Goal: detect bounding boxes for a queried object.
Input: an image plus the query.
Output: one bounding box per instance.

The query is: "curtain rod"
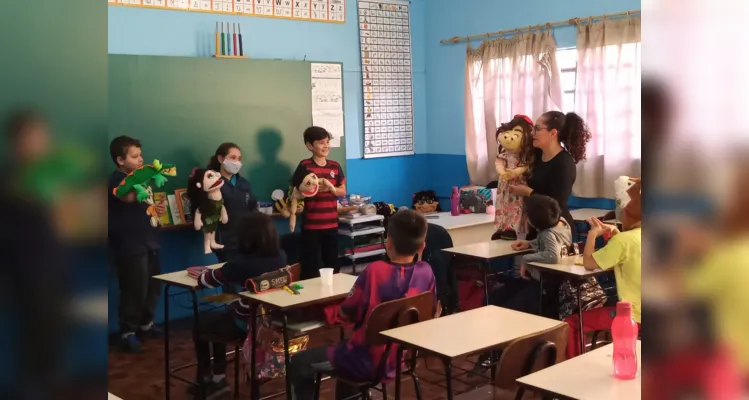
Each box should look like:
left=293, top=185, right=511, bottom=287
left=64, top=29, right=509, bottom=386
left=440, top=9, right=641, bottom=44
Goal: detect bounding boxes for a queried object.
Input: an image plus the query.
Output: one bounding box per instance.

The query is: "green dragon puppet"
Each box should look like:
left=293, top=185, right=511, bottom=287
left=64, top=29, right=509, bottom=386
left=112, top=160, right=177, bottom=202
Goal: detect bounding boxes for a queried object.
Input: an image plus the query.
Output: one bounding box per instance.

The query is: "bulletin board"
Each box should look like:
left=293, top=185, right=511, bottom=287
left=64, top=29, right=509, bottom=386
left=108, top=0, right=346, bottom=23
left=358, top=0, right=414, bottom=158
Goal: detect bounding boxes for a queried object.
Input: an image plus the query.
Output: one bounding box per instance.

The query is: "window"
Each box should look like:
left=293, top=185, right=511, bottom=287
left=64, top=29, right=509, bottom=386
left=557, top=48, right=578, bottom=112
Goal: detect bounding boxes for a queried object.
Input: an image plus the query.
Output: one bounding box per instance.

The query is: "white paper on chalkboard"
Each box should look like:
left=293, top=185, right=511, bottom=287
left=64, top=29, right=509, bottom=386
left=310, top=62, right=345, bottom=148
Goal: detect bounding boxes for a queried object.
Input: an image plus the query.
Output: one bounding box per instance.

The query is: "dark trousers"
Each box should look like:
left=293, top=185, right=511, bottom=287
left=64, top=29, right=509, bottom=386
left=194, top=311, right=247, bottom=380
left=300, top=228, right=339, bottom=279
left=114, top=250, right=162, bottom=334
left=288, top=347, right=359, bottom=400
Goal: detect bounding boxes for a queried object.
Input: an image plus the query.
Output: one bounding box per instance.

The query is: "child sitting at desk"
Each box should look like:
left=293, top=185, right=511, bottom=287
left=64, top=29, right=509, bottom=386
left=287, top=209, right=437, bottom=400
left=191, top=212, right=288, bottom=398
left=491, top=195, right=572, bottom=315
left=570, top=176, right=642, bottom=358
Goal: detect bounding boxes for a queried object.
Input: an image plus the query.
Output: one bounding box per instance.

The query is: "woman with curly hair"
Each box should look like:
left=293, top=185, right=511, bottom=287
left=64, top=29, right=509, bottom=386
left=508, top=111, right=592, bottom=240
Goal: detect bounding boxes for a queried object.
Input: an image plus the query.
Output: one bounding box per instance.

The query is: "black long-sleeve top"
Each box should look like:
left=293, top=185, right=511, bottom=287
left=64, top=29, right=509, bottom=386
left=526, top=149, right=577, bottom=239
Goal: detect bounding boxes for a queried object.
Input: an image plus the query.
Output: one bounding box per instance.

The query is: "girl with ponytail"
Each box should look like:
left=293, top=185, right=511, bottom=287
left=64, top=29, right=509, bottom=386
left=508, top=111, right=592, bottom=240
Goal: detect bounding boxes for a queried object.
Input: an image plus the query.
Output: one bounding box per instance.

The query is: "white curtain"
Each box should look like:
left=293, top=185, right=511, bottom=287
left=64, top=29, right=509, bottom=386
left=464, top=30, right=563, bottom=184
left=573, top=17, right=642, bottom=198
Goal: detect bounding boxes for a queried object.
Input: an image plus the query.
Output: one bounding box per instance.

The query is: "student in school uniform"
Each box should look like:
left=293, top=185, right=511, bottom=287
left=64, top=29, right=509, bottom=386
left=108, top=135, right=167, bottom=353
left=190, top=212, right=288, bottom=399
left=294, top=126, right=346, bottom=279
left=287, top=210, right=437, bottom=400
left=206, top=142, right=258, bottom=263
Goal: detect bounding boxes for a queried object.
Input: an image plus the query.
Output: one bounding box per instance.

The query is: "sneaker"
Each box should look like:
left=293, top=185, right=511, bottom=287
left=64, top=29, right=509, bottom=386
left=138, top=324, right=163, bottom=339
left=120, top=334, right=142, bottom=353
left=188, top=378, right=231, bottom=400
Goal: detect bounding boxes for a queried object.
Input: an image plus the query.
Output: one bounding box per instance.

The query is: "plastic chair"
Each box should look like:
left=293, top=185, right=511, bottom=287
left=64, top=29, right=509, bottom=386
left=312, top=291, right=435, bottom=400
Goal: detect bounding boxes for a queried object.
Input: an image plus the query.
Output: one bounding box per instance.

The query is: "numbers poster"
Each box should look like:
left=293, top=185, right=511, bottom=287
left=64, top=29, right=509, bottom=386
left=109, top=0, right=346, bottom=24
left=358, top=0, right=414, bottom=158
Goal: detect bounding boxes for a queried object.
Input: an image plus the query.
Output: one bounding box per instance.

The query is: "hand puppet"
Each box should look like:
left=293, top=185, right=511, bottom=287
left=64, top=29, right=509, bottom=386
left=113, top=159, right=177, bottom=202
left=412, top=190, right=441, bottom=214
left=187, top=168, right=229, bottom=254
left=283, top=167, right=323, bottom=232
left=272, top=188, right=304, bottom=216
left=614, top=176, right=642, bottom=231
left=494, top=115, right=534, bottom=240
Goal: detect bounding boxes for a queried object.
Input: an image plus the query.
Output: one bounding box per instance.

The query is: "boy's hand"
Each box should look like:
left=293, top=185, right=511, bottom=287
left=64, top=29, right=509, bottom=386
left=511, top=240, right=530, bottom=250
left=320, top=178, right=335, bottom=192
left=587, top=217, right=607, bottom=238
left=155, top=200, right=167, bottom=216
left=520, top=264, right=530, bottom=280
left=587, top=217, right=618, bottom=238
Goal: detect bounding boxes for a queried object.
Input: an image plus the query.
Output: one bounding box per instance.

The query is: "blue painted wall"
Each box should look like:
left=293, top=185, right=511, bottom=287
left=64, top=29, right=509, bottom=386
left=422, top=0, right=638, bottom=207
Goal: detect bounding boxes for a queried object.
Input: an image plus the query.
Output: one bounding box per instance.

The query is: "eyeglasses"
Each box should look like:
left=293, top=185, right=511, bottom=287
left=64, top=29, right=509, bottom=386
left=417, top=199, right=435, bottom=205
left=533, top=125, right=551, bottom=135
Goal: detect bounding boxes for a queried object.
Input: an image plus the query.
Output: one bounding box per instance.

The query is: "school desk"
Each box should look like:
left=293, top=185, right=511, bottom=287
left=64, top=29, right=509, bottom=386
left=380, top=305, right=564, bottom=400
left=516, top=341, right=642, bottom=400
left=570, top=208, right=613, bottom=222
left=152, top=263, right=225, bottom=400
left=443, top=240, right=532, bottom=313
left=528, top=256, right=611, bottom=356
left=238, top=273, right=358, bottom=400
left=427, top=212, right=496, bottom=247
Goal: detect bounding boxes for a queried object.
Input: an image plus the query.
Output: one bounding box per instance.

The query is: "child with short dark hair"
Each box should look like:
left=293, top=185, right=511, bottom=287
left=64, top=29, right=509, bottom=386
left=191, top=212, right=288, bottom=398
left=108, top=135, right=166, bottom=352
left=512, top=195, right=572, bottom=280
left=287, top=210, right=437, bottom=400
left=294, top=126, right=346, bottom=278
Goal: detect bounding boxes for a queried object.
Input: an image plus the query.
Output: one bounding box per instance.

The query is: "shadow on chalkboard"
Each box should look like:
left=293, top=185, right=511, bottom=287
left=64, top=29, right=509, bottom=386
left=248, top=127, right=294, bottom=202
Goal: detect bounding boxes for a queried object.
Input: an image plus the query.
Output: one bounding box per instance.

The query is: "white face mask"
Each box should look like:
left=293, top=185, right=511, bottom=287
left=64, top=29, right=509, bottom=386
left=222, top=159, right=242, bottom=175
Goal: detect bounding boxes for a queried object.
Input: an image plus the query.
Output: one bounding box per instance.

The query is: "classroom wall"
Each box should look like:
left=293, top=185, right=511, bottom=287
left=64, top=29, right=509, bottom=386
left=423, top=0, right=640, bottom=204
left=108, top=1, right=428, bottom=208
left=107, top=1, right=429, bottom=331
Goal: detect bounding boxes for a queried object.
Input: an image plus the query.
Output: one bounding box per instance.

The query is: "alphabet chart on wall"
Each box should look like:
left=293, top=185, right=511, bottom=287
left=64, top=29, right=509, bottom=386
left=108, top=0, right=346, bottom=23
left=358, top=0, right=413, bottom=158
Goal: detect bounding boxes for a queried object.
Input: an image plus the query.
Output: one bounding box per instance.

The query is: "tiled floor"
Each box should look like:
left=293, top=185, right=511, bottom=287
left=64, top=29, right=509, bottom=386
left=108, top=322, right=495, bottom=400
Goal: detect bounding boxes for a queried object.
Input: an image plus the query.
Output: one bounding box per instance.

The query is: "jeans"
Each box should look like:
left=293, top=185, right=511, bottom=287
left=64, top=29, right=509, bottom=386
left=287, top=347, right=360, bottom=400
left=194, top=311, right=247, bottom=380
left=114, top=249, right=162, bottom=334
left=300, top=228, right=339, bottom=279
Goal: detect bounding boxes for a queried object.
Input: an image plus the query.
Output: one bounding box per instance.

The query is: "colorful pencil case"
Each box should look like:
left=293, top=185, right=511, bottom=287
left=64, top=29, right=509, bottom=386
left=245, top=269, right=294, bottom=294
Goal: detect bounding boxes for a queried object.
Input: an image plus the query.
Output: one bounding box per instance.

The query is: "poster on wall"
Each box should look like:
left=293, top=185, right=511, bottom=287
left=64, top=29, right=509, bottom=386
left=357, top=0, right=414, bottom=158
left=108, top=0, right=346, bottom=24
left=311, top=63, right=345, bottom=148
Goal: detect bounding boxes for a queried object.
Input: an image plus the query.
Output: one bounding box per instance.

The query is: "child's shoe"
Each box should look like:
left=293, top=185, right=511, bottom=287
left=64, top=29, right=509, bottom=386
left=138, top=323, right=163, bottom=339
left=120, top=333, right=142, bottom=353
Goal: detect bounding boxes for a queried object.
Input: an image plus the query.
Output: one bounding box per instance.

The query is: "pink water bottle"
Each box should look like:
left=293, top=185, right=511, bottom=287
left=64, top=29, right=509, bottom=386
left=450, top=187, right=460, bottom=216
left=611, top=301, right=638, bottom=380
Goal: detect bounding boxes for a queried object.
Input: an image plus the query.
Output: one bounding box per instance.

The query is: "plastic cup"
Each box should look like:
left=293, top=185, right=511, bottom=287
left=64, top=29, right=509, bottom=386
left=319, top=268, right=334, bottom=286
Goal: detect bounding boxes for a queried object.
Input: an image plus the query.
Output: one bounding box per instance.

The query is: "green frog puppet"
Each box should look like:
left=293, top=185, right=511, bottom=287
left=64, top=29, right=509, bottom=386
left=187, top=168, right=229, bottom=254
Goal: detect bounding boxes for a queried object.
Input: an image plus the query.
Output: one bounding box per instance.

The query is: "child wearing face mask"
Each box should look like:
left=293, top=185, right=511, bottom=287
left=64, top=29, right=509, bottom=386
left=207, top=142, right=258, bottom=263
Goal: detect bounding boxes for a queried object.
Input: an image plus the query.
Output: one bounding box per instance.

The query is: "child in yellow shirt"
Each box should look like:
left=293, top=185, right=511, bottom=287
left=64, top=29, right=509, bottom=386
left=565, top=176, right=642, bottom=358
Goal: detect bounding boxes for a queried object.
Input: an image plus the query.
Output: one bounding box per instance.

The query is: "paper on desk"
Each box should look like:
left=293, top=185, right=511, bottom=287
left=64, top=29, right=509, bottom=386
left=313, top=110, right=344, bottom=147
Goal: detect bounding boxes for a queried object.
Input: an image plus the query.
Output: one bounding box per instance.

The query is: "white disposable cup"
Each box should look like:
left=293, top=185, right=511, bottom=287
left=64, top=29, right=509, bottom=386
left=319, top=268, right=334, bottom=286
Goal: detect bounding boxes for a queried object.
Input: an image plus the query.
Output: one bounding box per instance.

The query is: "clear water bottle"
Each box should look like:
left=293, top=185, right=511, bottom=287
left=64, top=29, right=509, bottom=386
left=611, top=301, right=638, bottom=380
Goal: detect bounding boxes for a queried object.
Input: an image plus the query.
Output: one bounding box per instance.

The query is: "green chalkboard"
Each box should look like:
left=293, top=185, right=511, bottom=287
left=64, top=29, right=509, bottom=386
left=108, top=54, right=346, bottom=201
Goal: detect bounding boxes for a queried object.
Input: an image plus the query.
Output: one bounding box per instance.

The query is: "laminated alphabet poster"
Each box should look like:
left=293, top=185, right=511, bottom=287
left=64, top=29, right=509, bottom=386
left=358, top=0, right=414, bottom=158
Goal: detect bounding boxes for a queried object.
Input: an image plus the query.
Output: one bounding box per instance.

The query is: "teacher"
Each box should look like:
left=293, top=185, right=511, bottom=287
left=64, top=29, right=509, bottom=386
left=207, top=142, right=258, bottom=262
left=509, top=111, right=591, bottom=240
